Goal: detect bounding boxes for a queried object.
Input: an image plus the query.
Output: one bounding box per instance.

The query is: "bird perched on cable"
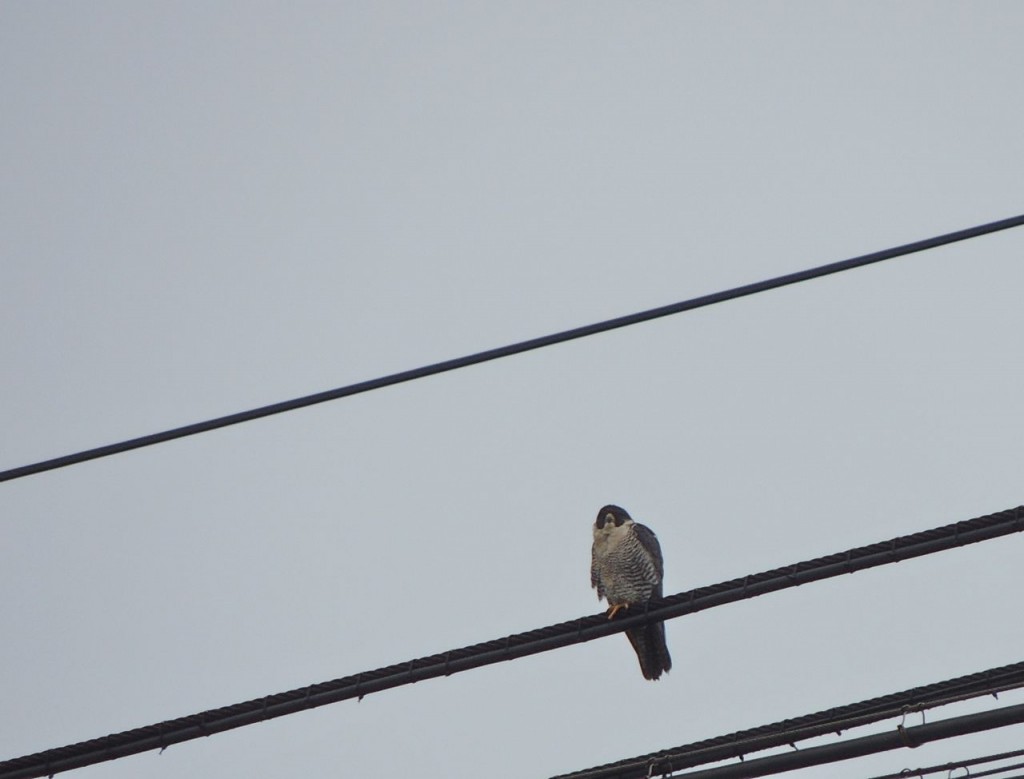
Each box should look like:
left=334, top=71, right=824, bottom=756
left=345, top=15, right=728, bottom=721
left=591, top=504, right=672, bottom=680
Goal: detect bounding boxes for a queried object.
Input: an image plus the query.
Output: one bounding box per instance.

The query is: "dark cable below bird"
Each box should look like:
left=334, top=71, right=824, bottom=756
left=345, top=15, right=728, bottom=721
left=554, top=667, right=1024, bottom=779
left=1, top=504, right=1021, bottom=779
left=865, top=754, right=1024, bottom=779
left=3, top=212, right=1024, bottom=483
left=957, top=763, right=1024, bottom=779
left=649, top=702, right=1024, bottom=779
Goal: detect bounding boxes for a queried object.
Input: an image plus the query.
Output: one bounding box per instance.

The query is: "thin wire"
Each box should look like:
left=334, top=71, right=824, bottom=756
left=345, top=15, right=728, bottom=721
left=969, top=761, right=1024, bottom=779
left=852, top=747, right=1024, bottom=779
left=554, top=667, right=1024, bottom=779
left=588, top=682, right=1024, bottom=779
left=1, top=504, right=1022, bottom=779
left=664, top=702, right=1024, bottom=779
left=4, top=212, right=1024, bottom=483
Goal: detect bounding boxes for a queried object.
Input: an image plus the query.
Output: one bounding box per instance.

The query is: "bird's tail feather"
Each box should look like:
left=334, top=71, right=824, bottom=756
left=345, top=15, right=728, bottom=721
left=626, top=621, right=672, bottom=681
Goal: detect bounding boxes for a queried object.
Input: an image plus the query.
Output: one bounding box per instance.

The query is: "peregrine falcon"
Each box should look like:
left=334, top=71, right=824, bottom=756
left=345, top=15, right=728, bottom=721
left=591, top=504, right=672, bottom=681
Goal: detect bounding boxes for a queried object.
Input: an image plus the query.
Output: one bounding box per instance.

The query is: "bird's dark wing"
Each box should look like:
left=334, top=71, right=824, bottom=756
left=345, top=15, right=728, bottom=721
left=632, top=523, right=664, bottom=581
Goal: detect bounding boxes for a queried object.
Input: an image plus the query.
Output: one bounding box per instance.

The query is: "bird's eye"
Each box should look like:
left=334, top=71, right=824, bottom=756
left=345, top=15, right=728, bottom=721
left=596, top=515, right=606, bottom=529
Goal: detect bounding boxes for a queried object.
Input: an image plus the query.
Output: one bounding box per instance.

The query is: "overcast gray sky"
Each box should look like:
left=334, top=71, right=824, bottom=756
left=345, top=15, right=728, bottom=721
left=2, top=4, right=1023, bottom=779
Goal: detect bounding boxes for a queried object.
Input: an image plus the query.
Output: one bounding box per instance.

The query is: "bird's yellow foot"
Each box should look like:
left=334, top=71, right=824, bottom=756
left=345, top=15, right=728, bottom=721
left=607, top=603, right=629, bottom=619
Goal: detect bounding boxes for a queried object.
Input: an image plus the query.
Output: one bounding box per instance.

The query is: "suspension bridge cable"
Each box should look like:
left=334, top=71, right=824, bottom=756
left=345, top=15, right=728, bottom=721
left=666, top=702, right=1024, bottom=779
left=1, top=504, right=1021, bottom=779
left=3, top=212, right=1024, bottom=484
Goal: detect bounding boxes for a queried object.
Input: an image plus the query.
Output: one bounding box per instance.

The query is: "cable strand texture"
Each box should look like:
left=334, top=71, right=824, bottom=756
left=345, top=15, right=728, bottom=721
left=1, top=505, right=1022, bottom=779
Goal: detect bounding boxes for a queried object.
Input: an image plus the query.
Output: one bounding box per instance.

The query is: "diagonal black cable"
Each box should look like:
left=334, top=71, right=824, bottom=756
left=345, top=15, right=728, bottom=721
left=866, top=751, right=1024, bottom=779
left=3, top=212, right=1024, bottom=483
left=969, top=764, right=1024, bottom=779
left=664, top=702, right=1024, bottom=779
left=553, top=664, right=1024, bottom=779
left=1, top=504, right=1021, bottom=779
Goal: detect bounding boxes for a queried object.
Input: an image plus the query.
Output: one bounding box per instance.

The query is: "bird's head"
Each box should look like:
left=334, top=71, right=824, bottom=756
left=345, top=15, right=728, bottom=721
left=594, top=504, right=633, bottom=536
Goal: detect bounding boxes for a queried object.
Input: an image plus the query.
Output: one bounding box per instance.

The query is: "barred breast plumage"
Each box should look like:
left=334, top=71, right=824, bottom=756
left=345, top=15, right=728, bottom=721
left=591, top=504, right=672, bottom=681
